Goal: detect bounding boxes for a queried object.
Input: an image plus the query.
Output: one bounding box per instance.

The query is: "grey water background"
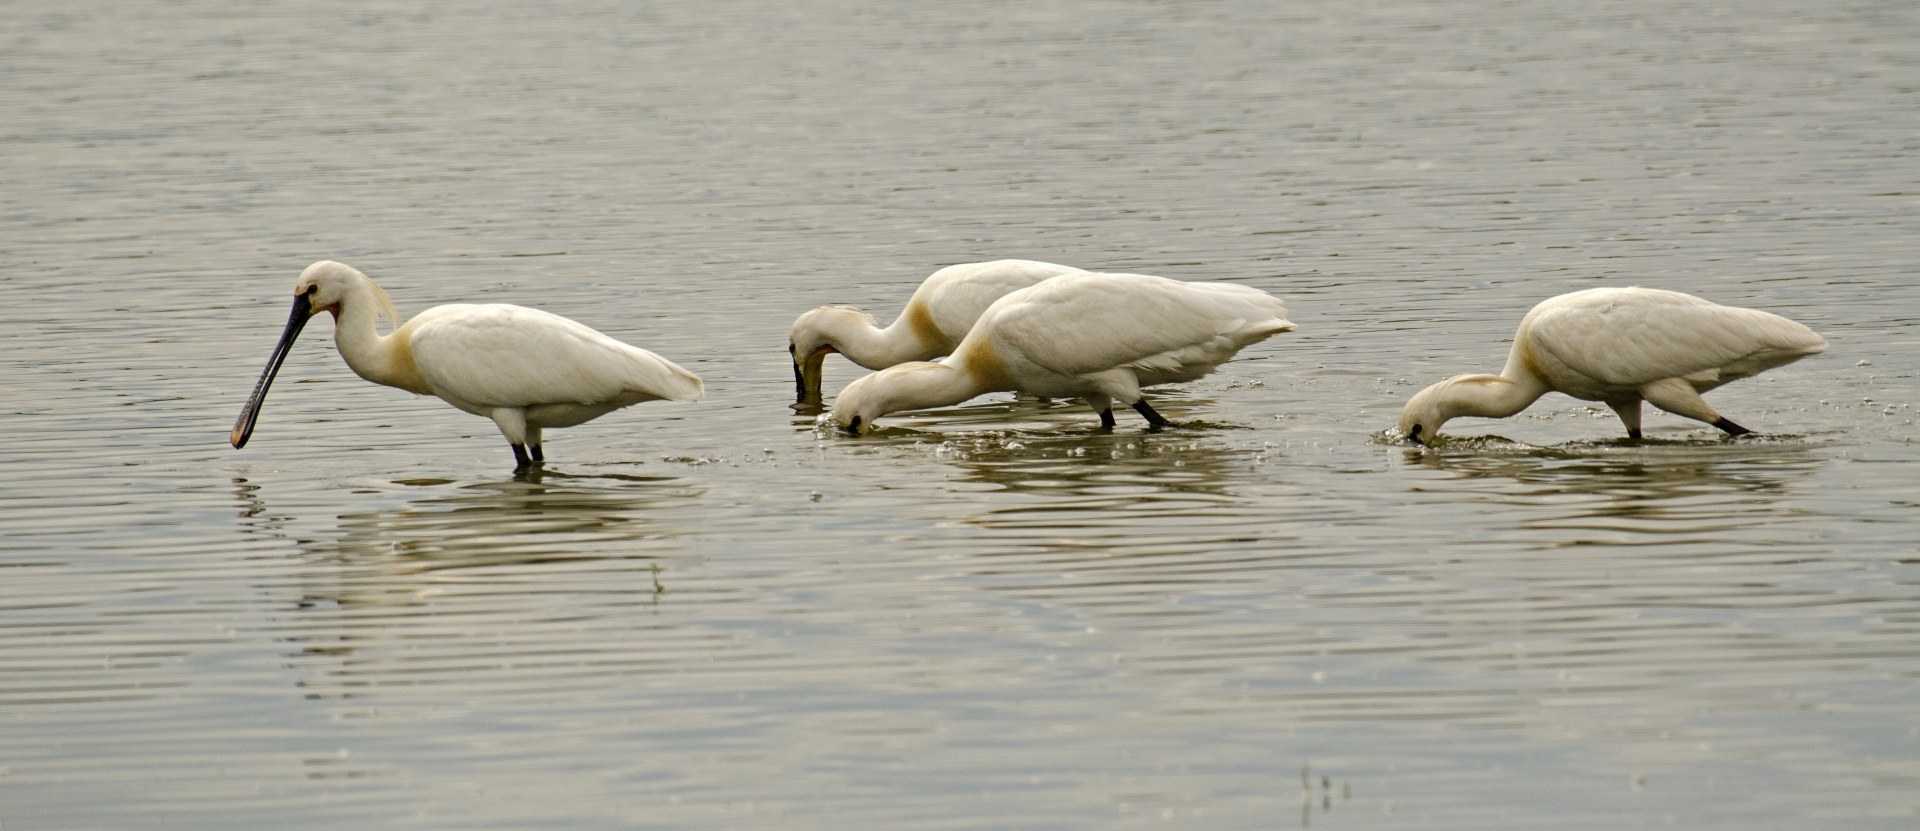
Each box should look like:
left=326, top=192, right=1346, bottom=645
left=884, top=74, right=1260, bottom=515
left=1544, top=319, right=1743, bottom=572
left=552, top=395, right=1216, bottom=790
left=4, top=0, right=1919, bottom=827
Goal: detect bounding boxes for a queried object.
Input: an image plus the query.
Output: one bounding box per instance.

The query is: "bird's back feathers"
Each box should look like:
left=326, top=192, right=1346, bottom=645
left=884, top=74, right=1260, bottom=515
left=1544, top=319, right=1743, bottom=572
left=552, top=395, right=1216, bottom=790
left=406, top=304, right=703, bottom=409
left=1523, top=287, right=1826, bottom=388
left=911, top=259, right=1087, bottom=342
left=977, top=272, right=1293, bottom=380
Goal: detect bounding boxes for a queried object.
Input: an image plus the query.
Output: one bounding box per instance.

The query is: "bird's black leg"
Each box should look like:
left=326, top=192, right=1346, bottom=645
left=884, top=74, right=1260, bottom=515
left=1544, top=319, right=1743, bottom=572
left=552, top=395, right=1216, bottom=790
left=529, top=445, right=544, bottom=463
left=1132, top=399, right=1175, bottom=429
left=510, top=443, right=532, bottom=471
left=1711, top=417, right=1752, bottom=437
left=1098, top=408, right=1117, bottom=430
left=1606, top=400, right=1643, bottom=441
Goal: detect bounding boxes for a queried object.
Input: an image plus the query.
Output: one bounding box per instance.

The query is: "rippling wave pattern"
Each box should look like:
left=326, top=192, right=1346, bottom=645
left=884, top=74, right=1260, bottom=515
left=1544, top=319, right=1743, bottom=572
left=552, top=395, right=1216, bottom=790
left=4, top=0, right=1919, bottom=828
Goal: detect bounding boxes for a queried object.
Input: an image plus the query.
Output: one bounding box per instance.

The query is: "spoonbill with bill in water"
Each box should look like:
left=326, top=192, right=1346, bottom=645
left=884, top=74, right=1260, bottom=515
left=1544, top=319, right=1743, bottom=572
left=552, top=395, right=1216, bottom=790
left=829, top=271, right=1293, bottom=434
left=789, top=259, right=1085, bottom=404
left=1397, top=286, right=1826, bottom=445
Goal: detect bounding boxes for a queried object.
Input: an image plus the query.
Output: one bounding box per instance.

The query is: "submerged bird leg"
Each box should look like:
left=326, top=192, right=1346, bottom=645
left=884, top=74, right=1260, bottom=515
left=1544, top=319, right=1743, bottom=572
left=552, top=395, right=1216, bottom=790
left=491, top=407, right=536, bottom=469
left=1711, top=417, right=1753, bottom=437
left=1605, top=399, right=1644, bottom=440
left=1641, top=377, right=1737, bottom=436
left=1132, top=399, right=1174, bottom=429
left=1081, top=393, right=1116, bottom=429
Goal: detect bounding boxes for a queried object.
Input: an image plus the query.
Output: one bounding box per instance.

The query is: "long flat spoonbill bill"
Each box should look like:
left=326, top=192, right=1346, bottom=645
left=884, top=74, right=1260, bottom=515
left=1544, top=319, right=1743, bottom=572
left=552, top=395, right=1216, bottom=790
left=1398, top=287, right=1826, bottom=445
left=231, top=261, right=703, bottom=471
left=830, top=272, right=1293, bottom=434
left=789, top=259, right=1086, bottom=403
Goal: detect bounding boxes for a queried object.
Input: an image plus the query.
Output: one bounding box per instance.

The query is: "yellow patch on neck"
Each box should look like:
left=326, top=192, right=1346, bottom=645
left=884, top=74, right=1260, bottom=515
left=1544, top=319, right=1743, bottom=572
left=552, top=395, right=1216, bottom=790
left=901, top=301, right=948, bottom=353
left=381, top=327, right=433, bottom=395
left=1511, top=335, right=1548, bottom=382
left=958, top=338, right=1015, bottom=391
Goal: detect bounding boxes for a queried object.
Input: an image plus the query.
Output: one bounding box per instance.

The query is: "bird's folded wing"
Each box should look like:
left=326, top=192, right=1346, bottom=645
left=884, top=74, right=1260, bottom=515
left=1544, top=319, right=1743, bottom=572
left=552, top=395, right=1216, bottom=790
left=917, top=260, right=1086, bottom=338
left=408, top=305, right=702, bottom=407
left=985, top=274, right=1292, bottom=378
left=1528, top=292, right=1826, bottom=387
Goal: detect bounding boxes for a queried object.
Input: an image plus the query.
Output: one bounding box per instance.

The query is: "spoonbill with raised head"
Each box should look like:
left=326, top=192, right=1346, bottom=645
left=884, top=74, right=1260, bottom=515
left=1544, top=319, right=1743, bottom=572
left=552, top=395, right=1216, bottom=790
left=1398, top=286, right=1826, bottom=445
left=830, top=271, right=1293, bottom=434
left=789, top=259, right=1085, bottom=403
left=231, top=261, right=703, bottom=471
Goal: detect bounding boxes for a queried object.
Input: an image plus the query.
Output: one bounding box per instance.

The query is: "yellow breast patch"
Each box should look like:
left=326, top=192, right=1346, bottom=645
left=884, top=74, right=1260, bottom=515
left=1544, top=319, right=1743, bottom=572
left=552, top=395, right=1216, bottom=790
left=958, top=338, right=1016, bottom=391
left=902, top=301, right=948, bottom=353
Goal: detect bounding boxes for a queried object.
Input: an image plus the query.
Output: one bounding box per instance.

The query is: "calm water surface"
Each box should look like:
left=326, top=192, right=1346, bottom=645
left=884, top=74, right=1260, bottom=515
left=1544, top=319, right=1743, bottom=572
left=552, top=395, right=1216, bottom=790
left=4, top=0, right=1918, bottom=828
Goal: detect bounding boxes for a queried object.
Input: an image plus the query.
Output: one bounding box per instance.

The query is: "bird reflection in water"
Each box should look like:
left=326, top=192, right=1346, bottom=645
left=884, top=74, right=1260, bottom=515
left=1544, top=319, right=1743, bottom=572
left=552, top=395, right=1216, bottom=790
left=1401, top=439, right=1826, bottom=541
left=831, top=391, right=1266, bottom=498
left=343, top=474, right=693, bottom=566
left=858, top=397, right=1318, bottom=593
left=231, top=473, right=703, bottom=703
left=946, top=429, right=1257, bottom=499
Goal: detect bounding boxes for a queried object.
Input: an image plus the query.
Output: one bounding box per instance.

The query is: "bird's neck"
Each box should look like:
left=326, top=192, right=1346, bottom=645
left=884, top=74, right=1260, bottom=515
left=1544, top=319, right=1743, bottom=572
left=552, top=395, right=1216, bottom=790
left=826, top=310, right=942, bottom=369
left=1450, top=373, right=1548, bottom=420
left=331, top=284, right=430, bottom=395
left=876, top=362, right=985, bottom=413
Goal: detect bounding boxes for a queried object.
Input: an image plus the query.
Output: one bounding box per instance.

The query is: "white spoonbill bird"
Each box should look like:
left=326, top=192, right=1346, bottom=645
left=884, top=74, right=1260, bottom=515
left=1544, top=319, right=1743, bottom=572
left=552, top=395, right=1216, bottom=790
left=789, top=259, right=1086, bottom=402
left=830, top=272, right=1293, bottom=434
left=231, top=261, right=703, bottom=471
left=1398, top=287, right=1826, bottom=445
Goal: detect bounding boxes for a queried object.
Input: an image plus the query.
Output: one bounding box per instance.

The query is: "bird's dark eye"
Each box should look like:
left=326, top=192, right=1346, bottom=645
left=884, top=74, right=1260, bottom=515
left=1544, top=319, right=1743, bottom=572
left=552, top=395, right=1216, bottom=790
left=1408, top=424, right=1423, bottom=438
left=850, top=416, right=862, bottom=429
left=788, top=343, right=796, bottom=355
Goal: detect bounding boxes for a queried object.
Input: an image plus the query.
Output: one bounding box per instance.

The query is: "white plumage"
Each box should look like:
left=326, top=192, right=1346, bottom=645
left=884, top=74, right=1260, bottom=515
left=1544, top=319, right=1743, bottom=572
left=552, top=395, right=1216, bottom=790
left=830, top=272, right=1294, bottom=434
left=788, top=259, right=1085, bottom=401
left=1398, top=287, right=1827, bottom=444
left=232, top=261, right=702, bottom=470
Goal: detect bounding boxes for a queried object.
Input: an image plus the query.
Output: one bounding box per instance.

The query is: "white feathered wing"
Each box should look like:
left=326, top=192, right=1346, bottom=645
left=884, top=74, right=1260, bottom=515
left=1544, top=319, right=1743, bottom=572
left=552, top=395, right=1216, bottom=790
left=405, top=304, right=702, bottom=424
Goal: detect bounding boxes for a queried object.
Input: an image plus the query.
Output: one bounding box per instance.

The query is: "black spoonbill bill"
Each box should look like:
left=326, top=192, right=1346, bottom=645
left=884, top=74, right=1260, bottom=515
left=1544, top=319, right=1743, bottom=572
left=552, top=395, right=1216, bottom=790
left=829, top=271, right=1293, bottom=434
left=231, top=260, right=703, bottom=471
left=1398, top=287, right=1827, bottom=445
left=789, top=259, right=1086, bottom=403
